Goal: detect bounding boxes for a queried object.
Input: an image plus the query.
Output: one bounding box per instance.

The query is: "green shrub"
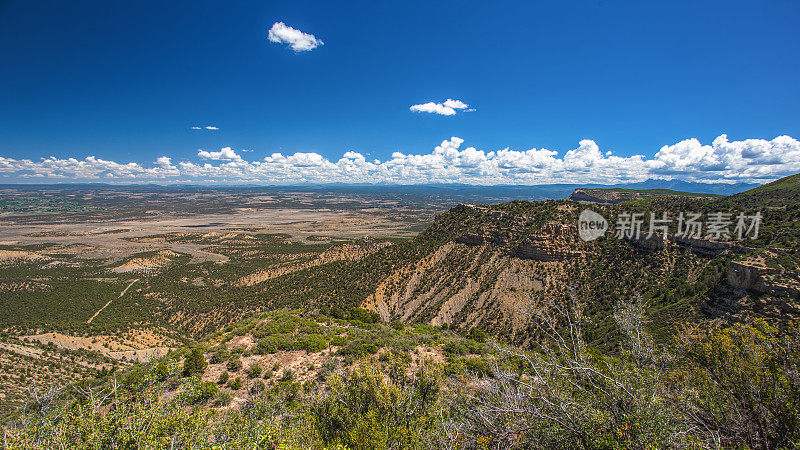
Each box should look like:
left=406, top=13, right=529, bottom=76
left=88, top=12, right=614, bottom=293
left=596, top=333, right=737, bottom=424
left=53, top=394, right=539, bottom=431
left=311, top=362, right=440, bottom=448
left=298, top=319, right=323, bottom=335
left=208, top=347, right=229, bottom=364
left=337, top=340, right=379, bottom=357
left=678, top=321, right=800, bottom=448
left=228, top=377, right=242, bottom=390
left=262, top=320, right=296, bottom=335
left=181, top=379, right=218, bottom=404
left=230, top=346, right=244, bottom=355
left=248, top=364, right=262, bottom=378
left=215, top=390, right=233, bottom=406
left=250, top=380, right=265, bottom=395
left=256, top=334, right=297, bottom=354
left=348, top=307, right=379, bottom=324
left=255, top=339, right=274, bottom=355
left=152, top=359, right=172, bottom=381
left=462, top=357, right=490, bottom=375
left=300, top=334, right=328, bottom=353
left=442, top=340, right=467, bottom=356
left=467, top=327, right=487, bottom=343
left=226, top=357, right=242, bottom=372
left=182, top=348, right=207, bottom=377
left=329, top=335, right=347, bottom=347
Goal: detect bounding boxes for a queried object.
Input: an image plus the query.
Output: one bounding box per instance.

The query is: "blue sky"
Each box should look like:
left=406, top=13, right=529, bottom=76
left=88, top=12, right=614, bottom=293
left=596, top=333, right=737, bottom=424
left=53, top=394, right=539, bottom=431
left=0, top=0, right=798, bottom=184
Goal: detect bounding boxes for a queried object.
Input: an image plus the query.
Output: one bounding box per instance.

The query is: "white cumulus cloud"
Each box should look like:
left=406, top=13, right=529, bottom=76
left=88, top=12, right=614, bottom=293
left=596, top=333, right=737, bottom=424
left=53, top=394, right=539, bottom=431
left=197, top=147, right=242, bottom=161
left=268, top=22, right=323, bottom=52
left=443, top=99, right=469, bottom=110
left=410, top=99, right=471, bottom=116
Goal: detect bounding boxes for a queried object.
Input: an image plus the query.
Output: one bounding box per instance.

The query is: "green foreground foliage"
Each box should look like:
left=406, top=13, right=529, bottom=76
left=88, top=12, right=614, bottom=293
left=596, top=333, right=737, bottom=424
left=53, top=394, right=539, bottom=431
left=4, top=298, right=800, bottom=450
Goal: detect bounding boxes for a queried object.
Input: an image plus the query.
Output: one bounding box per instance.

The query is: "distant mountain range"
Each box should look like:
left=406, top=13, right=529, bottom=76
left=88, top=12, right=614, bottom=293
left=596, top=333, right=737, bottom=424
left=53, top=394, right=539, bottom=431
left=0, top=179, right=759, bottom=202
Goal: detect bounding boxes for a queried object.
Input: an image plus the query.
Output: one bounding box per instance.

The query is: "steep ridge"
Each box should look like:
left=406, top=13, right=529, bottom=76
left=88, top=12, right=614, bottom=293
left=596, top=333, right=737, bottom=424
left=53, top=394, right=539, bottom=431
left=360, top=180, right=800, bottom=348
left=362, top=203, right=588, bottom=340
left=568, top=187, right=721, bottom=204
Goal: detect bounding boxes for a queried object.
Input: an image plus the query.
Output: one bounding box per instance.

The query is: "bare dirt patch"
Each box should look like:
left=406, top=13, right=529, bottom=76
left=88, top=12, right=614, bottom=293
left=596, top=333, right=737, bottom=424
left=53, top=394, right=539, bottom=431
left=112, top=250, right=180, bottom=274
left=24, top=329, right=177, bottom=363
left=237, top=241, right=391, bottom=286
left=0, top=250, right=48, bottom=264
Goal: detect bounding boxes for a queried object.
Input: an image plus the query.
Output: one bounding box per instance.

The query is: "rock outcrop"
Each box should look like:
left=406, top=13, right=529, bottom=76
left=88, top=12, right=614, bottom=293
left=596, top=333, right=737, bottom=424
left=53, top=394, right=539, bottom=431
left=625, top=233, right=750, bottom=256
left=673, top=236, right=749, bottom=256
left=512, top=241, right=581, bottom=261
left=728, top=261, right=800, bottom=299
left=567, top=188, right=719, bottom=204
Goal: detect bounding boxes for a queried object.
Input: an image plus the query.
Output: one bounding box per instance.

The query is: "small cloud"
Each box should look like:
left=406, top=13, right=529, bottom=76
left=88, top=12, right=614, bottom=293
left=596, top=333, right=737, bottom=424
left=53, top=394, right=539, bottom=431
left=410, top=102, right=456, bottom=116
left=191, top=126, right=218, bottom=130
left=443, top=99, right=469, bottom=110
left=191, top=126, right=202, bottom=130
left=410, top=99, right=472, bottom=116
left=197, top=147, right=242, bottom=161
left=268, top=22, right=323, bottom=52
left=205, top=126, right=219, bottom=130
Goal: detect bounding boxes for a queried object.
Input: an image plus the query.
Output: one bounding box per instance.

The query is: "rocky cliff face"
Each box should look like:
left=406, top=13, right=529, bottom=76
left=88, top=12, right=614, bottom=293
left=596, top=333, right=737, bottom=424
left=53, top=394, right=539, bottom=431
left=453, top=204, right=585, bottom=262
left=626, top=234, right=750, bottom=256
left=568, top=189, right=620, bottom=204
left=361, top=205, right=583, bottom=337
left=728, top=260, right=800, bottom=299
left=624, top=234, right=800, bottom=320
left=700, top=260, right=800, bottom=322
left=360, top=204, right=598, bottom=344
left=513, top=227, right=582, bottom=261
left=455, top=223, right=583, bottom=262
left=361, top=240, right=566, bottom=337
left=362, top=201, right=798, bottom=344
left=727, top=261, right=779, bottom=292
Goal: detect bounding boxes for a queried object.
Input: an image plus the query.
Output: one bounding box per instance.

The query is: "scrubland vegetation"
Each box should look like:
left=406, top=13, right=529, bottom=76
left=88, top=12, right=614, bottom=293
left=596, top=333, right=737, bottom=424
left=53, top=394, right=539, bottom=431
left=4, top=297, right=799, bottom=449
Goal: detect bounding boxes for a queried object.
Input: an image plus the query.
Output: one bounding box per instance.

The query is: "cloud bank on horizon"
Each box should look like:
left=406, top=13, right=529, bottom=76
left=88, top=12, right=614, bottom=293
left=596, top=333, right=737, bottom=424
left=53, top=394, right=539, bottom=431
left=1, top=135, right=798, bottom=185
